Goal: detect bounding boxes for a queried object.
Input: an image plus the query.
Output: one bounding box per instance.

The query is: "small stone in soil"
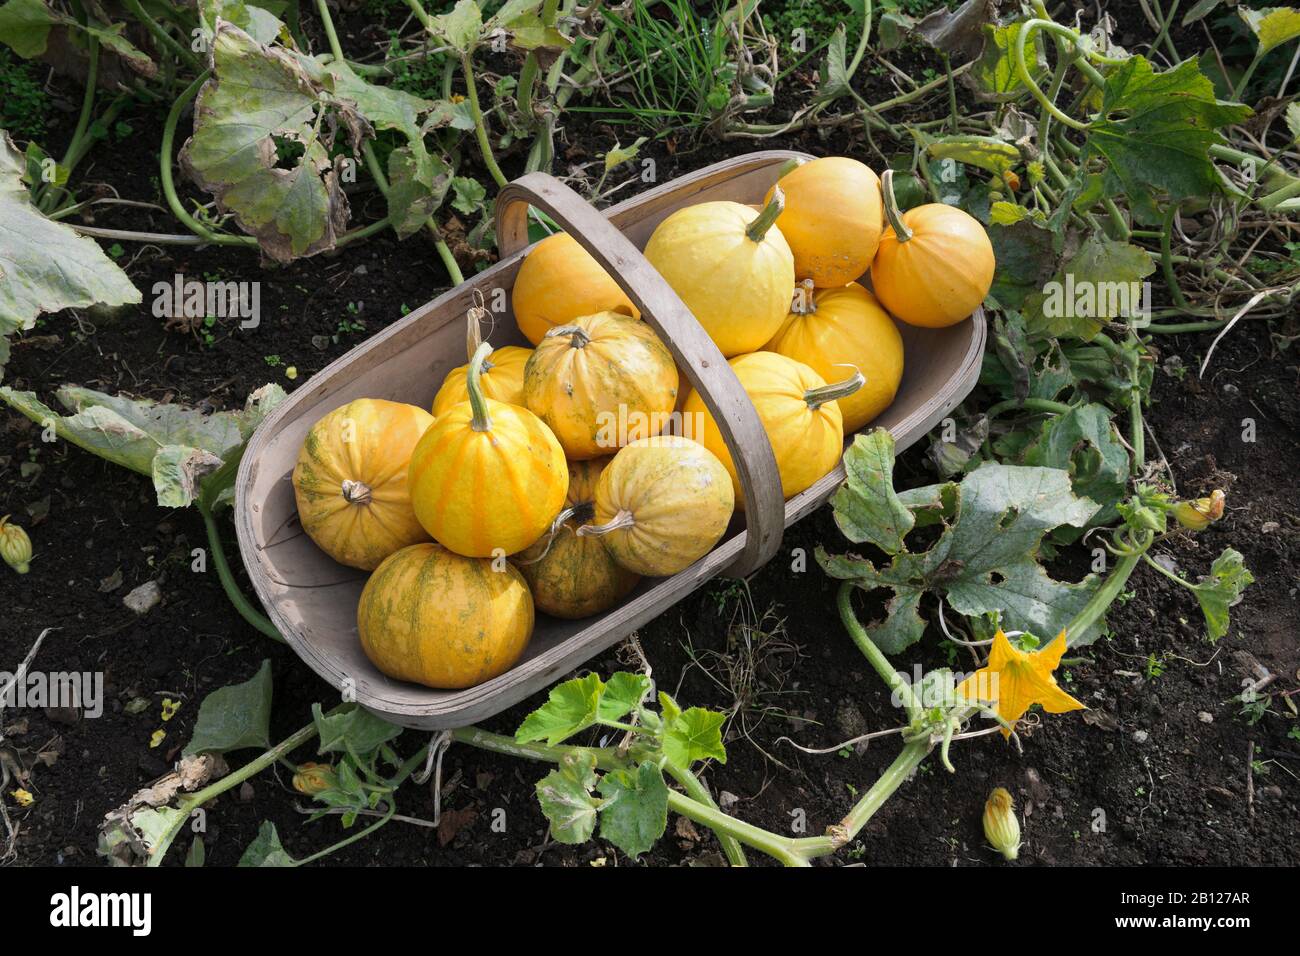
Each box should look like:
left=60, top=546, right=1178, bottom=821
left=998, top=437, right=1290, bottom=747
left=123, top=580, right=162, bottom=615
left=1133, top=729, right=1150, bottom=744
left=1198, top=711, right=1214, bottom=723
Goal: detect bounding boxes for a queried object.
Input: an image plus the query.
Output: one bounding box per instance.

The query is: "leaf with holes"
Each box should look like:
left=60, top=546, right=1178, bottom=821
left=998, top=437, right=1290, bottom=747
left=820, top=463, right=1103, bottom=652
left=180, top=22, right=359, bottom=261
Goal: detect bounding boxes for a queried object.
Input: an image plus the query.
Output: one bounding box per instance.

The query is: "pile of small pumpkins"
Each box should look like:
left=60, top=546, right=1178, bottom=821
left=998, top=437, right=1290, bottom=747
left=290, top=156, right=994, bottom=691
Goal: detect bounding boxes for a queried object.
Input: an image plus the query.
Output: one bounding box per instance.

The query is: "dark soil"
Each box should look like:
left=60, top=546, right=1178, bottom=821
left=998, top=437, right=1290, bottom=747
left=2, top=2, right=1297, bottom=868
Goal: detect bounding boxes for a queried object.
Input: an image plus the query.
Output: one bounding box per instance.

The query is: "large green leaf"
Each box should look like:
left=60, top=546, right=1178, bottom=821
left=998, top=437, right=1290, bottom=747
left=596, top=761, right=668, bottom=859
left=1023, top=238, right=1155, bottom=341
left=1020, top=403, right=1130, bottom=523
left=516, top=673, right=604, bottom=746
left=181, top=23, right=355, bottom=261
left=662, top=708, right=727, bottom=768
left=969, top=21, right=1047, bottom=100
left=821, top=463, right=1103, bottom=652
left=184, top=660, right=274, bottom=756
left=1083, top=56, right=1252, bottom=222
left=0, top=382, right=284, bottom=506
left=0, top=131, right=140, bottom=360
left=831, top=430, right=914, bottom=554
left=239, top=821, right=296, bottom=866
left=313, top=704, right=403, bottom=756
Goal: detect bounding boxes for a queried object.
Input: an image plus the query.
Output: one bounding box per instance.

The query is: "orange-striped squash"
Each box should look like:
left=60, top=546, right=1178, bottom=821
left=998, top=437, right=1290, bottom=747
left=408, top=342, right=568, bottom=557
left=522, top=310, right=678, bottom=460
left=292, top=398, right=433, bottom=570
left=358, top=542, right=534, bottom=689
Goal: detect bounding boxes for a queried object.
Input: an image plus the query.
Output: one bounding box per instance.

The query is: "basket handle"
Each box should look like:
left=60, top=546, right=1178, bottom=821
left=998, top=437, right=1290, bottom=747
left=494, top=172, right=784, bottom=578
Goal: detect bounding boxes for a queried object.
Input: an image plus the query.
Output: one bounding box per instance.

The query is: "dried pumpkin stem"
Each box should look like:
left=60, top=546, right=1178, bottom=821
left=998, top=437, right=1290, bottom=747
left=879, top=169, right=913, bottom=243
left=465, top=300, right=493, bottom=369
left=746, top=184, right=784, bottom=243
left=576, top=509, right=636, bottom=537
left=513, top=506, right=579, bottom=566
left=466, top=341, right=495, bottom=432
left=341, top=479, right=373, bottom=505
left=546, top=324, right=592, bottom=349
left=805, top=369, right=866, bottom=410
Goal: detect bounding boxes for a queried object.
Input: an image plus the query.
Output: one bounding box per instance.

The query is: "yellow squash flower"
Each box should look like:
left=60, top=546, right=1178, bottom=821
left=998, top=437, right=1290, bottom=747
left=10, top=788, right=34, bottom=807
left=956, top=630, right=1085, bottom=737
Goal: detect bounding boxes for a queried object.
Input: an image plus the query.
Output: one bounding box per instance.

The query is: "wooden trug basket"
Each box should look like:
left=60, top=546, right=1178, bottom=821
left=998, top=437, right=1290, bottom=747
left=235, top=151, right=986, bottom=729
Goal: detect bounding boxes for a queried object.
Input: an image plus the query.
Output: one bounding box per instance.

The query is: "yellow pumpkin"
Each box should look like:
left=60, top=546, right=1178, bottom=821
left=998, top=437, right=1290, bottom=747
left=358, top=542, right=533, bottom=689
left=408, top=342, right=569, bottom=557
left=870, top=169, right=994, bottom=328
left=766, top=156, right=883, bottom=288
left=581, top=436, right=734, bottom=577
left=522, top=310, right=678, bottom=460
left=681, top=351, right=858, bottom=505
left=511, top=232, right=640, bottom=345
left=643, top=190, right=795, bottom=357
left=516, top=459, right=641, bottom=618
left=433, top=302, right=531, bottom=418
left=293, top=398, right=433, bottom=570
left=763, top=280, right=904, bottom=433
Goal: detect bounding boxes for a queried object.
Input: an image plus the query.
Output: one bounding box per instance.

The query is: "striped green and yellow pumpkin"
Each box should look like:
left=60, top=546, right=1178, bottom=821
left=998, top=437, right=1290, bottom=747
left=582, top=435, right=734, bottom=577
left=522, top=310, right=678, bottom=460
left=516, top=458, right=640, bottom=618
left=358, top=542, right=534, bottom=689
left=409, top=342, right=569, bottom=557
left=292, top=398, right=433, bottom=570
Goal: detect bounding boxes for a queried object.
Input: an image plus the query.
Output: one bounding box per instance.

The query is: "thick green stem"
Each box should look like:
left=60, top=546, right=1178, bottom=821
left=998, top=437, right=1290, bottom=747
left=663, top=762, right=748, bottom=867
left=161, top=73, right=258, bottom=247
left=198, top=500, right=285, bottom=643
left=1062, top=533, right=1150, bottom=645
left=879, top=169, right=911, bottom=241
left=985, top=397, right=1073, bottom=419
left=837, top=582, right=921, bottom=722
left=466, top=341, right=494, bottom=431
left=1015, top=20, right=1090, bottom=132
left=821, top=739, right=929, bottom=848
left=461, top=53, right=508, bottom=189
left=1233, top=49, right=1265, bottom=100
left=805, top=370, right=865, bottom=410
left=123, top=0, right=201, bottom=70
left=746, top=185, right=784, bottom=242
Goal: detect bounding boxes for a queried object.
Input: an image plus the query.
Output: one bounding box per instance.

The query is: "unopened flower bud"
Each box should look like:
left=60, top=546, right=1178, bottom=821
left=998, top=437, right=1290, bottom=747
left=983, top=787, right=1021, bottom=861
left=1173, top=490, right=1225, bottom=531
left=293, top=762, right=337, bottom=795
left=0, top=515, right=32, bottom=574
